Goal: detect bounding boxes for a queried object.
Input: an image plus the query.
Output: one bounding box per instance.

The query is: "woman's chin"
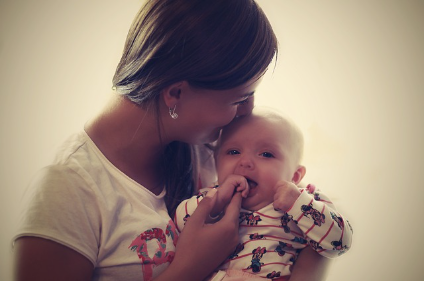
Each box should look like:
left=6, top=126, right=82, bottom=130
left=207, top=130, right=222, bottom=143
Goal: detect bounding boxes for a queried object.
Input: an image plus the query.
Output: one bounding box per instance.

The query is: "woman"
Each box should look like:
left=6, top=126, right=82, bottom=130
left=13, top=0, right=330, bottom=280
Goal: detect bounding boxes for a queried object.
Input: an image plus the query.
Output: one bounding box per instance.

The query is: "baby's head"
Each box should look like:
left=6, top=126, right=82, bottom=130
left=215, top=107, right=306, bottom=211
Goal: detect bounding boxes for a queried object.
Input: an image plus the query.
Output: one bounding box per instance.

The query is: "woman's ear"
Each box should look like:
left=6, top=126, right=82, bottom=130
left=291, top=165, right=306, bottom=185
left=161, top=81, right=184, bottom=108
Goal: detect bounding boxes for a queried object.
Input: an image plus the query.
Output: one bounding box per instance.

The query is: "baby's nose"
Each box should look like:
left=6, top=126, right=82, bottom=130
left=236, top=156, right=255, bottom=170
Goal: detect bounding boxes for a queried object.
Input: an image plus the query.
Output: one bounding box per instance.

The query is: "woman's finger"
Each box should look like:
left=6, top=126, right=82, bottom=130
left=220, top=191, right=242, bottom=225
left=183, top=188, right=217, bottom=229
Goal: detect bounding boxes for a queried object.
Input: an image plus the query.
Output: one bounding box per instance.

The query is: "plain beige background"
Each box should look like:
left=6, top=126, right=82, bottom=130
left=1, top=0, right=423, bottom=280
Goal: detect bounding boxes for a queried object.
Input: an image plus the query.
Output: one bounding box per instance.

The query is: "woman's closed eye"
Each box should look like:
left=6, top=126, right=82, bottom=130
left=233, top=98, right=249, bottom=106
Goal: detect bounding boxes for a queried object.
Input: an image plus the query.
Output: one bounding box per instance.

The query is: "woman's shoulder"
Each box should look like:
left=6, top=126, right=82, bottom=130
left=50, top=131, right=121, bottom=183
left=24, top=131, right=110, bottom=198
left=51, top=131, right=96, bottom=165
left=30, top=130, right=163, bottom=202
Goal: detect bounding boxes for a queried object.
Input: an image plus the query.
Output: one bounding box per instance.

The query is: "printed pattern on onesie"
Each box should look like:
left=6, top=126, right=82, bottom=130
left=174, top=183, right=353, bottom=279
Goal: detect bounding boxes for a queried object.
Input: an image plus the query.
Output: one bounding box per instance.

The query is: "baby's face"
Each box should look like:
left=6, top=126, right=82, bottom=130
left=216, top=115, right=299, bottom=211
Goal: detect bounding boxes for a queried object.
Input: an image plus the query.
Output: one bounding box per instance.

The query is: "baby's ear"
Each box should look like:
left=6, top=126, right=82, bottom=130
left=291, top=165, right=306, bottom=185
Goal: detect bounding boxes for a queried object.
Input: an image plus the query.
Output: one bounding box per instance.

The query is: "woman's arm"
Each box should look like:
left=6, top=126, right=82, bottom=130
left=13, top=236, right=94, bottom=281
left=289, top=246, right=332, bottom=281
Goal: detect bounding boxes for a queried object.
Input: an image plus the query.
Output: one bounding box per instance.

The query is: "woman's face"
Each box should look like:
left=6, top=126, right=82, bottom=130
left=176, top=76, right=262, bottom=144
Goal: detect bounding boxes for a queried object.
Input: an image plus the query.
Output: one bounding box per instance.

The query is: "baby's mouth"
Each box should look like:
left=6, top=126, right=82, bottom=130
left=246, top=178, right=258, bottom=190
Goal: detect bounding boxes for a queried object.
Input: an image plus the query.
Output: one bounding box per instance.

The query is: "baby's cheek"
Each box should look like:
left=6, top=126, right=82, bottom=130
left=216, top=160, right=235, bottom=179
left=215, top=162, right=226, bottom=181
left=263, top=187, right=276, bottom=204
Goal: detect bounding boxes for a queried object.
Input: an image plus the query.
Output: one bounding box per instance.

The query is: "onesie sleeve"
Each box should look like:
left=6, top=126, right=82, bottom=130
left=174, top=187, right=213, bottom=233
left=286, top=184, right=353, bottom=258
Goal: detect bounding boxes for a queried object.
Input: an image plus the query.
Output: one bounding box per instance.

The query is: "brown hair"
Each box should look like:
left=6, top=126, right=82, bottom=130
left=112, top=0, right=278, bottom=216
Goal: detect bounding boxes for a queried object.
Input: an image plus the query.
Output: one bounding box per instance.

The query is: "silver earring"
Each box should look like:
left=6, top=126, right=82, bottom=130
left=169, top=105, right=178, bottom=119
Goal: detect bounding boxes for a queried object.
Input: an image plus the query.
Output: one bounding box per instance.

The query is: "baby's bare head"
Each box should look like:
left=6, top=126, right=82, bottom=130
left=218, top=107, right=304, bottom=165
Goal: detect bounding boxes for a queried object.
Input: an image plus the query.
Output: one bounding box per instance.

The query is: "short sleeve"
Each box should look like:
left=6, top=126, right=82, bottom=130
left=14, top=165, right=101, bottom=265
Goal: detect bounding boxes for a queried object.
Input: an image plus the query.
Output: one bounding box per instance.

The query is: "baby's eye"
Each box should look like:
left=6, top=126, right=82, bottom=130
left=227, top=149, right=240, bottom=155
left=260, top=152, right=274, bottom=158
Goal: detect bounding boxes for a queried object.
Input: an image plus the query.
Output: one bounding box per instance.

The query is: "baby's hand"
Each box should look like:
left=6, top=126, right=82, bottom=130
left=210, top=175, right=249, bottom=218
left=219, top=174, right=249, bottom=201
left=273, top=180, right=301, bottom=212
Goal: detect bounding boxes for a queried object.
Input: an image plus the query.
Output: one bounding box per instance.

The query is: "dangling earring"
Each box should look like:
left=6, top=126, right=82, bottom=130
left=169, top=105, right=178, bottom=119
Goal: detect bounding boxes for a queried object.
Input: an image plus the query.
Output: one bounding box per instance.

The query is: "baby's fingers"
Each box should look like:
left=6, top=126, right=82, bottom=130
left=235, top=177, right=249, bottom=198
left=238, top=186, right=249, bottom=198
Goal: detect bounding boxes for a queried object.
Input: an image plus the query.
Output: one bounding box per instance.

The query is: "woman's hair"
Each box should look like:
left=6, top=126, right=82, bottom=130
left=112, top=0, right=278, bottom=216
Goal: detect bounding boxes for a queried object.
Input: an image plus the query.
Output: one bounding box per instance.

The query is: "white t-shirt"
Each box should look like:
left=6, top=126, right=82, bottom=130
left=14, top=131, right=179, bottom=281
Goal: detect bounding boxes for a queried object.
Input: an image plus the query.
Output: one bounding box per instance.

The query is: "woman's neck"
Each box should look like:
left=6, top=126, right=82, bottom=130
left=85, top=95, right=167, bottom=194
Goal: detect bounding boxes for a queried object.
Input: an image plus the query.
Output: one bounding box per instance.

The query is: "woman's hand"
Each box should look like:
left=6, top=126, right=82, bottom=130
left=157, top=189, right=243, bottom=281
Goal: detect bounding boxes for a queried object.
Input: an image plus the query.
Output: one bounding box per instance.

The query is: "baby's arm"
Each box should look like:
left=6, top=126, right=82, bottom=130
left=274, top=182, right=353, bottom=258
left=174, top=174, right=248, bottom=232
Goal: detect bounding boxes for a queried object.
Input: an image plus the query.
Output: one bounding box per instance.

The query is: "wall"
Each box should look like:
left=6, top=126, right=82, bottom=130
left=1, top=0, right=423, bottom=280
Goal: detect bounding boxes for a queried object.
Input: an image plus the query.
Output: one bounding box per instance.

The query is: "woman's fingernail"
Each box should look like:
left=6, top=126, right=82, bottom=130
left=206, top=188, right=217, bottom=198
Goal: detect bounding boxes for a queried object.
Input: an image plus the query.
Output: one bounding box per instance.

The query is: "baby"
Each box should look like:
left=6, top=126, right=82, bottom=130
left=175, top=108, right=353, bottom=280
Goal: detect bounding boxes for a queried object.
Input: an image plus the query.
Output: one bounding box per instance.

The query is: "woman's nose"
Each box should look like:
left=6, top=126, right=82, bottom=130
left=236, top=95, right=255, bottom=117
